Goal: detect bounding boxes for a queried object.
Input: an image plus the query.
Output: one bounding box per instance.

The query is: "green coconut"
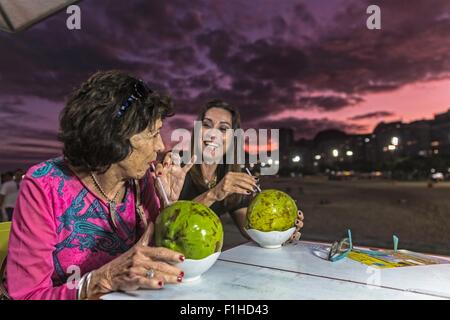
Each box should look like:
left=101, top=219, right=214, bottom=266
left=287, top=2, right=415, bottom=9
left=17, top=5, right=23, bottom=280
left=154, top=200, right=223, bottom=260
left=246, top=189, right=298, bottom=232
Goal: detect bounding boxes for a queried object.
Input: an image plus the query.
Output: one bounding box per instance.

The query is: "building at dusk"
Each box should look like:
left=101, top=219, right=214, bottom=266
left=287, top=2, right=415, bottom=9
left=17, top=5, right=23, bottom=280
left=431, top=109, right=450, bottom=156
left=282, top=109, right=450, bottom=174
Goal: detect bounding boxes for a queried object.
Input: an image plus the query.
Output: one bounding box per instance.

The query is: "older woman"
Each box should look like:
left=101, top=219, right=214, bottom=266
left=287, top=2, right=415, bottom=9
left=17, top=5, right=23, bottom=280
left=176, top=99, right=304, bottom=243
left=3, top=71, right=194, bottom=300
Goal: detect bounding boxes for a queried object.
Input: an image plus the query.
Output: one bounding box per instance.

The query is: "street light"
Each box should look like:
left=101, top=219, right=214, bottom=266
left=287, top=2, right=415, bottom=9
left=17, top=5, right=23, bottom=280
left=267, top=159, right=273, bottom=165
left=388, top=145, right=396, bottom=151
left=391, top=137, right=399, bottom=146
left=292, top=155, right=301, bottom=163
left=315, top=155, right=321, bottom=160
left=346, top=150, right=353, bottom=157
left=332, top=149, right=339, bottom=158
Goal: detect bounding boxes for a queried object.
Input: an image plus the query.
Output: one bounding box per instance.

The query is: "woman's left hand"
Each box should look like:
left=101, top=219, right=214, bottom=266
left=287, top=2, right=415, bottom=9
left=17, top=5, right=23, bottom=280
left=153, top=152, right=196, bottom=204
left=286, top=210, right=304, bottom=244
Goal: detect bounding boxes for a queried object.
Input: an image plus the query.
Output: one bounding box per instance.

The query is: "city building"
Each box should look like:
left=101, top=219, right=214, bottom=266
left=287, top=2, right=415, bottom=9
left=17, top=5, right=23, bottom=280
left=279, top=109, right=450, bottom=174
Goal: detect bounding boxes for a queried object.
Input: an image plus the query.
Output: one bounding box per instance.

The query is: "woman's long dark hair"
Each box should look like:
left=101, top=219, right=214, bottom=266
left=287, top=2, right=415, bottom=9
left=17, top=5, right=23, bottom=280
left=189, top=99, right=245, bottom=210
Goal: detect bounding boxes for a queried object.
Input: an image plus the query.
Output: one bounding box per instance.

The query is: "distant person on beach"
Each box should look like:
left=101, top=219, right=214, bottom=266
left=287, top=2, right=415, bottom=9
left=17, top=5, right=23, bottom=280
left=14, top=169, right=25, bottom=186
left=0, top=171, right=18, bottom=221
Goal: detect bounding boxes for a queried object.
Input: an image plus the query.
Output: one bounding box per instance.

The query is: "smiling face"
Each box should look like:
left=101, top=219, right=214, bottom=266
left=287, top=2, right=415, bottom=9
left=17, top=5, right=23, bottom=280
left=201, top=107, right=233, bottom=163
left=118, top=118, right=165, bottom=179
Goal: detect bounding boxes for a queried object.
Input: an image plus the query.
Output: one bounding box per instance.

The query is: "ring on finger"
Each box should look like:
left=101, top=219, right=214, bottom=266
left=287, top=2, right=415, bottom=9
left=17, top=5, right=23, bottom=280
left=146, top=269, right=155, bottom=279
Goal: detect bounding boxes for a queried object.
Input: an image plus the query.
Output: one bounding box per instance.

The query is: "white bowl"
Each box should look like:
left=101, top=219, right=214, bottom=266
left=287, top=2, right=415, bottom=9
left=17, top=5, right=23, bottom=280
left=176, top=252, right=221, bottom=282
left=246, top=227, right=296, bottom=249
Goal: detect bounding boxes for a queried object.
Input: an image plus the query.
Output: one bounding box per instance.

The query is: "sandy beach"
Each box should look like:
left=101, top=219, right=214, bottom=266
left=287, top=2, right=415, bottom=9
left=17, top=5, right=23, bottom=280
left=221, top=176, right=450, bottom=256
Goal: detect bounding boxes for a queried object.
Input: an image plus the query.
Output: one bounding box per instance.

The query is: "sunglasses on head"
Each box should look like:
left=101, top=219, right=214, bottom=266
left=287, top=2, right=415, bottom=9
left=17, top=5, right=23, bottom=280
left=116, top=80, right=153, bottom=118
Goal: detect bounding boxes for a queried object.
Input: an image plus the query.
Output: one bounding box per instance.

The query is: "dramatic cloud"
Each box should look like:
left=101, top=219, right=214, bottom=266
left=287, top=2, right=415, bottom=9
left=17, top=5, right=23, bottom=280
left=1, top=0, right=450, bottom=169
left=2, top=0, right=450, bottom=109
left=348, top=111, right=396, bottom=121
left=299, top=95, right=364, bottom=112
left=252, top=117, right=368, bottom=140
left=316, top=0, right=450, bottom=94
left=0, top=98, right=25, bottom=119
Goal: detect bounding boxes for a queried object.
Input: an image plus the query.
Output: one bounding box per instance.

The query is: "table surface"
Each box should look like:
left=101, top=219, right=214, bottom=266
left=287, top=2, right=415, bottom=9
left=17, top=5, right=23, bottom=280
left=102, top=240, right=450, bottom=300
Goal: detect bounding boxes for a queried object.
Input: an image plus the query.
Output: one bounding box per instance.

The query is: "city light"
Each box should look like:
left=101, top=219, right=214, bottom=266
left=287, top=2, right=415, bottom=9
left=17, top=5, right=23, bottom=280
left=255, top=110, right=449, bottom=171
left=274, top=160, right=280, bottom=165
left=332, top=149, right=339, bottom=157
left=267, top=159, right=273, bottom=165
left=261, top=162, right=266, bottom=167
left=431, top=141, right=440, bottom=147
left=391, top=137, right=399, bottom=146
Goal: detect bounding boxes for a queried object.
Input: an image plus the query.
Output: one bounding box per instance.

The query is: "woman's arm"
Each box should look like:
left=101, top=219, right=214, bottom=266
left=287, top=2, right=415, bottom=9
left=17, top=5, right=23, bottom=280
left=192, top=172, right=257, bottom=207
left=7, top=173, right=185, bottom=300
left=192, top=188, right=218, bottom=207
left=6, top=176, right=77, bottom=300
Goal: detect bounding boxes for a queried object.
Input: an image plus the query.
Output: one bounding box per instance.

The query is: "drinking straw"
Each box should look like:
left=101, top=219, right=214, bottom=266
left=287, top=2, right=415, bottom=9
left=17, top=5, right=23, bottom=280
left=245, top=167, right=262, bottom=193
left=151, top=163, right=171, bottom=206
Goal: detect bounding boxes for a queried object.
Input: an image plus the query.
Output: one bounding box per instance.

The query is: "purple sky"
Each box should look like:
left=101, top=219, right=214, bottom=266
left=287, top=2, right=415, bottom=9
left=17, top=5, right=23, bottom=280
left=1, top=0, right=450, bottom=171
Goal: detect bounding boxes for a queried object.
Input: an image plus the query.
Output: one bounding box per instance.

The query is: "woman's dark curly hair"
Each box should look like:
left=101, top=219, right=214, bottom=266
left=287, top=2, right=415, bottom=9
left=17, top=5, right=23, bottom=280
left=59, top=70, right=173, bottom=173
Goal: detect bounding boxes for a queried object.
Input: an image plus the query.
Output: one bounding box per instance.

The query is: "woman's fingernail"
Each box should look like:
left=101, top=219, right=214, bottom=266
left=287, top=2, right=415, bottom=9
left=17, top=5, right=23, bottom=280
left=177, top=276, right=183, bottom=283
left=179, top=255, right=185, bottom=262
left=179, top=271, right=185, bottom=278
left=158, top=281, right=163, bottom=287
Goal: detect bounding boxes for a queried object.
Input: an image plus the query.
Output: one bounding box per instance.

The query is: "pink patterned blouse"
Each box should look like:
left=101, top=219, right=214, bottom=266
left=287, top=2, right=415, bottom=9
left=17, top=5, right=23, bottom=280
left=6, top=157, right=161, bottom=300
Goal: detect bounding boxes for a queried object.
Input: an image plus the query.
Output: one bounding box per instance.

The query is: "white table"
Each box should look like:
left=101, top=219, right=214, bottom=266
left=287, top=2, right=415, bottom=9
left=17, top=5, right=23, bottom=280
left=102, top=241, right=450, bottom=300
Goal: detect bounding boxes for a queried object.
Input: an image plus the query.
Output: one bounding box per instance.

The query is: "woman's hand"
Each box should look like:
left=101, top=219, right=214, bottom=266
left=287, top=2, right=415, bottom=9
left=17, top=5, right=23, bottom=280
left=85, top=223, right=185, bottom=299
left=286, top=210, right=304, bottom=244
left=210, top=172, right=258, bottom=202
left=153, top=152, right=196, bottom=204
